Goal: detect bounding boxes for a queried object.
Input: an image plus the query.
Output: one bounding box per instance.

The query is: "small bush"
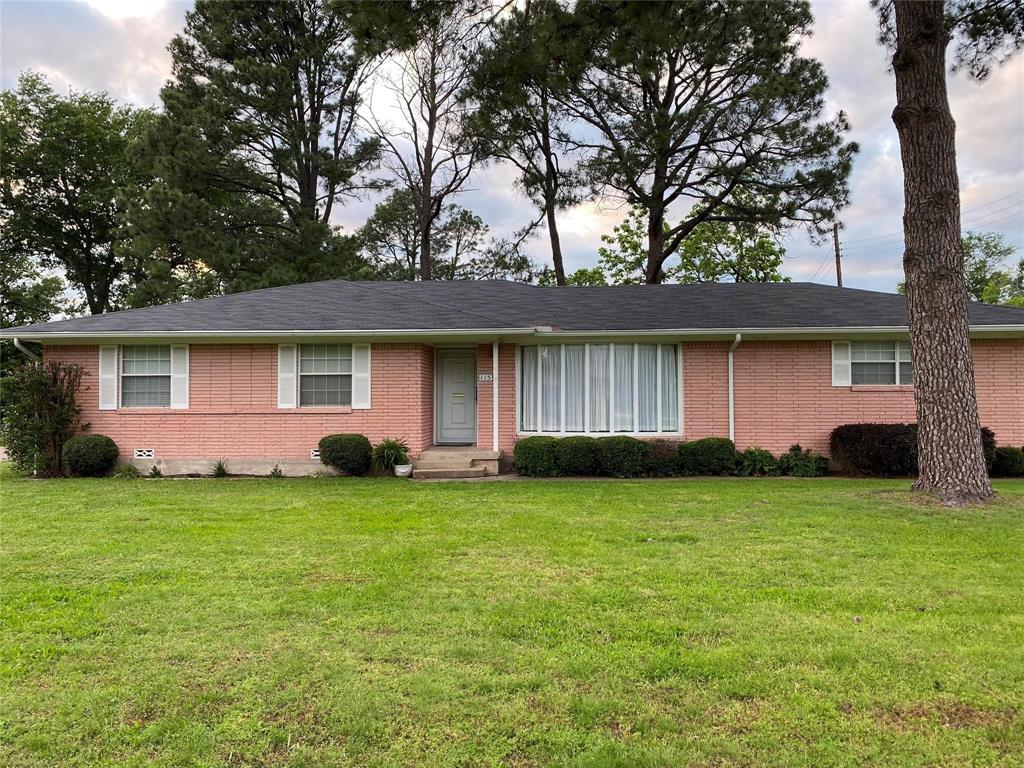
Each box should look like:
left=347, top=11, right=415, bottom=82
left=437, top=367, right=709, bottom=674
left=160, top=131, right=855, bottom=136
left=829, top=423, right=917, bottom=476
left=830, top=423, right=998, bottom=476
left=148, top=465, right=162, bottom=478
left=738, top=446, right=780, bottom=477
left=644, top=440, right=683, bottom=477
left=269, top=464, right=284, bottom=478
left=318, top=434, right=372, bottom=476
left=596, top=436, right=648, bottom=478
left=373, top=438, right=411, bottom=473
left=514, top=436, right=559, bottom=476
left=112, top=463, right=141, bottom=479
left=211, top=460, right=230, bottom=478
left=62, top=434, right=118, bottom=477
left=778, top=444, right=830, bottom=477
left=553, top=436, right=599, bottom=476
left=678, top=438, right=737, bottom=476
left=991, top=446, right=1024, bottom=477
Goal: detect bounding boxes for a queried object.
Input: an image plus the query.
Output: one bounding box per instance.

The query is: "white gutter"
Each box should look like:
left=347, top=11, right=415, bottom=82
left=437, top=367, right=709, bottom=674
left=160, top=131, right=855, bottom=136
left=13, top=338, right=41, bottom=362
left=728, top=333, right=742, bottom=442
left=492, top=342, right=499, bottom=452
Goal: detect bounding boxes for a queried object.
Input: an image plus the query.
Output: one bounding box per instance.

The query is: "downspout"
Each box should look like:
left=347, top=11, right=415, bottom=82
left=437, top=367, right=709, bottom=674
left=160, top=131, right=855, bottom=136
left=728, top=333, right=741, bottom=442
left=492, top=342, right=499, bottom=452
left=13, top=338, right=41, bottom=363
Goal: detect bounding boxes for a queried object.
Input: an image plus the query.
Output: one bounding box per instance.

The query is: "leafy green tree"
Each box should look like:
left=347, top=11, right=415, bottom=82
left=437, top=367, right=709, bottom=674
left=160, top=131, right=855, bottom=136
left=873, top=0, right=1024, bottom=504
left=554, top=0, right=856, bottom=283
left=538, top=267, right=608, bottom=287
left=0, top=252, right=67, bottom=374
left=129, top=0, right=381, bottom=297
left=898, top=231, right=1022, bottom=305
left=0, top=72, right=152, bottom=314
left=357, top=189, right=537, bottom=282
left=468, top=0, right=583, bottom=285
left=596, top=207, right=789, bottom=285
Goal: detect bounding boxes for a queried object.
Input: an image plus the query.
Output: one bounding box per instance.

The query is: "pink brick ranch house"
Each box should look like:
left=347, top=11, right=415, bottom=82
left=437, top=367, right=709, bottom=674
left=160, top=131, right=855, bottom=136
left=6, top=280, right=1024, bottom=476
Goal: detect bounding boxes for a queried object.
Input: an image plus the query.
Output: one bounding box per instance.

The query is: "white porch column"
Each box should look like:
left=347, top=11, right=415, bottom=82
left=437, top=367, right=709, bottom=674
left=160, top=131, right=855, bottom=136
left=492, top=342, right=499, bottom=452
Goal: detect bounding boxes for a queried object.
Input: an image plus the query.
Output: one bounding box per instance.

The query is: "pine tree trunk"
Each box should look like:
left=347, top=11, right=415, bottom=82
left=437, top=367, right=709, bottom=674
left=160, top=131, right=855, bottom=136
left=545, top=198, right=566, bottom=286
left=644, top=203, right=666, bottom=284
left=891, top=0, right=992, bottom=505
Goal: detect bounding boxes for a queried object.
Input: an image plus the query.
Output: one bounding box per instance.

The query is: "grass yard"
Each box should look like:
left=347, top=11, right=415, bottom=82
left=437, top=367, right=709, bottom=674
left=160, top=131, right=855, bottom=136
left=2, top=474, right=1023, bottom=768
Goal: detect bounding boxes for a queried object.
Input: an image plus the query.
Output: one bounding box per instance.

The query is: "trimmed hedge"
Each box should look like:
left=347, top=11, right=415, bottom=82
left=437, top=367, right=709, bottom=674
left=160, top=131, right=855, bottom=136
left=830, top=423, right=998, bottom=477
left=318, top=433, right=372, bottom=476
left=738, top=446, right=780, bottom=477
left=778, top=444, right=830, bottom=477
left=644, top=440, right=683, bottom=477
left=678, top=437, right=737, bottom=476
left=62, top=434, right=118, bottom=477
left=992, top=446, right=1024, bottom=477
left=596, top=436, right=648, bottom=478
left=554, top=436, right=599, bottom=476
left=514, top=436, right=559, bottom=476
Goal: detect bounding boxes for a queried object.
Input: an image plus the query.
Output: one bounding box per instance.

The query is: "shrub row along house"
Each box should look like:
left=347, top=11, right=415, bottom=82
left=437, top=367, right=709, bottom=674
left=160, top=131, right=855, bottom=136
left=4, top=280, right=1023, bottom=477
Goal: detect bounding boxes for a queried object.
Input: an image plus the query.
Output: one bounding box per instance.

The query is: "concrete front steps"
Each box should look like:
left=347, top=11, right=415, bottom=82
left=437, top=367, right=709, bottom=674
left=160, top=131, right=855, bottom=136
left=412, top=447, right=500, bottom=479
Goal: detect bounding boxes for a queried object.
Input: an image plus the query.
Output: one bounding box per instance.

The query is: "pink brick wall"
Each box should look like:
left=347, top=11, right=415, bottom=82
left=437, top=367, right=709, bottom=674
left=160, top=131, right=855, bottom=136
left=730, top=339, right=1023, bottom=453
left=45, top=337, right=1023, bottom=464
left=44, top=343, right=436, bottom=460
left=475, top=343, right=517, bottom=453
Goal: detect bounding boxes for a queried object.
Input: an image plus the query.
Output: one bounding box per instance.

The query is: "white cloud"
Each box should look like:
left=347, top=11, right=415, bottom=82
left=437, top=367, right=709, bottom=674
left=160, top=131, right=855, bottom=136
left=84, top=0, right=168, bottom=20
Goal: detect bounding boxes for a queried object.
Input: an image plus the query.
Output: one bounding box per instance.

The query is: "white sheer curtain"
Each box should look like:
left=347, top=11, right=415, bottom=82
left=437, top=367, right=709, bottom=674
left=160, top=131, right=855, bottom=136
left=613, top=344, right=633, bottom=431
left=638, top=344, right=658, bottom=431
left=660, top=344, right=679, bottom=431
left=540, top=345, right=561, bottom=431
left=589, top=344, right=610, bottom=432
left=564, top=345, right=585, bottom=431
left=520, top=346, right=538, bottom=431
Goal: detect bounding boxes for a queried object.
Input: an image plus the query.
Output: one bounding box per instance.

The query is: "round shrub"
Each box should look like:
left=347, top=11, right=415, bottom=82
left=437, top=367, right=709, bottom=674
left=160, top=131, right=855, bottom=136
left=644, top=440, right=683, bottom=477
left=991, top=446, right=1024, bottom=477
left=829, top=423, right=917, bottom=476
left=318, top=433, right=372, bottom=476
left=678, top=437, right=737, bottom=476
left=62, top=434, right=119, bottom=477
left=596, top=436, right=648, bottom=478
left=738, top=446, right=780, bottom=477
left=554, top=436, right=599, bottom=476
left=514, top=436, right=559, bottom=476
left=778, top=444, right=830, bottom=477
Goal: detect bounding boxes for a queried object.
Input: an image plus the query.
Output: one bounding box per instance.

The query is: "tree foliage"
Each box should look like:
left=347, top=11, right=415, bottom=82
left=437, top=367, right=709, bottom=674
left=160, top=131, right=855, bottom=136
left=0, top=72, right=152, bottom=314
left=468, top=0, right=582, bottom=285
left=596, top=207, right=789, bottom=285
left=553, top=0, right=856, bottom=283
left=0, top=251, right=66, bottom=373
left=0, top=361, right=85, bottom=477
left=128, top=0, right=382, bottom=298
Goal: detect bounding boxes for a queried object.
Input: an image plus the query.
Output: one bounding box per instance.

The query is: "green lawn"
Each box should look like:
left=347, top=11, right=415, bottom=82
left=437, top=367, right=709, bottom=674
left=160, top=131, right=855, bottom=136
left=2, top=474, right=1023, bottom=767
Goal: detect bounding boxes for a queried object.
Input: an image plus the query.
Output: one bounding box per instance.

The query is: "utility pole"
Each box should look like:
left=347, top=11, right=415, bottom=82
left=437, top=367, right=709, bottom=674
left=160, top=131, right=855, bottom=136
left=832, top=223, right=843, bottom=287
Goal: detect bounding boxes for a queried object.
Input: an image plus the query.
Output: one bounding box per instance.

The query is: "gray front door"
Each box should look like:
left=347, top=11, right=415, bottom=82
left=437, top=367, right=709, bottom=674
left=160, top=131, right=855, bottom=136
left=436, top=349, right=476, bottom=444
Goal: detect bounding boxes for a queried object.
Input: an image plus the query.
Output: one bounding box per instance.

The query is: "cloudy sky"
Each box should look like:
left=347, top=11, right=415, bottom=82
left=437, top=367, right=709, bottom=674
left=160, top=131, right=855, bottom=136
left=2, top=0, right=1022, bottom=293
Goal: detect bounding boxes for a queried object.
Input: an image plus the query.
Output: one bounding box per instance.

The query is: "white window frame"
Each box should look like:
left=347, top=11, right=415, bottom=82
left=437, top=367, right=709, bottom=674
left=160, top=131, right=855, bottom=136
left=850, top=340, right=914, bottom=386
left=119, top=344, right=173, bottom=408
left=298, top=343, right=354, bottom=408
left=516, top=342, right=683, bottom=437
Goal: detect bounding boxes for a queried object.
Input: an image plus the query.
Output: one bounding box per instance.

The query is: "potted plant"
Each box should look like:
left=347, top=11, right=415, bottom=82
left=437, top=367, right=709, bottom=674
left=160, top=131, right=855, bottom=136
left=373, top=438, right=412, bottom=477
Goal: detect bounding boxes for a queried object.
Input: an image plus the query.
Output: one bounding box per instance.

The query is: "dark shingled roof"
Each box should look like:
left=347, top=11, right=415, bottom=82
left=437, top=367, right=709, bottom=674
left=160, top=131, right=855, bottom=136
left=6, top=280, right=1024, bottom=336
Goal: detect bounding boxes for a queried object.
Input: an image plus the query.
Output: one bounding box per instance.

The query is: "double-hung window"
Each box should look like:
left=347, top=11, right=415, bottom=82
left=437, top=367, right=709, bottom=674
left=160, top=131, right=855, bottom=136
left=520, top=343, right=680, bottom=434
left=299, top=344, right=353, bottom=406
left=120, top=345, right=171, bottom=407
left=851, top=341, right=913, bottom=385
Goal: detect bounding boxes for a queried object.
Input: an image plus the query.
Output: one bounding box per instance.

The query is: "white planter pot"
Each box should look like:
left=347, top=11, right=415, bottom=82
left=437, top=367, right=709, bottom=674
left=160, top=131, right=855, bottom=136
left=394, top=464, right=413, bottom=478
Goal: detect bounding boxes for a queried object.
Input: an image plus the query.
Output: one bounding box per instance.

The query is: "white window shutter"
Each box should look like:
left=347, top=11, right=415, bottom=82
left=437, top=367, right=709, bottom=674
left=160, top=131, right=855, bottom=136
left=278, top=344, right=297, bottom=409
left=169, top=345, right=189, bottom=409
left=352, top=344, right=371, bottom=409
left=98, top=346, right=118, bottom=410
left=831, top=341, right=852, bottom=386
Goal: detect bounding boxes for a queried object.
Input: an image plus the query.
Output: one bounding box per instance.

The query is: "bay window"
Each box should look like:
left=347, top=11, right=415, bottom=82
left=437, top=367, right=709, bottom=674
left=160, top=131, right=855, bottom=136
left=519, top=343, right=681, bottom=434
